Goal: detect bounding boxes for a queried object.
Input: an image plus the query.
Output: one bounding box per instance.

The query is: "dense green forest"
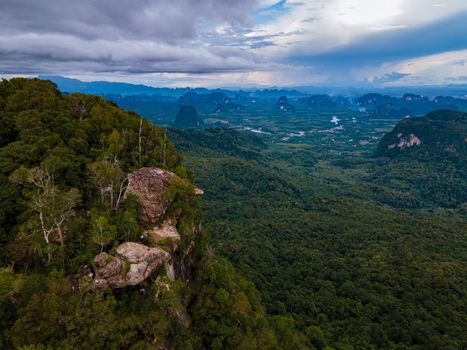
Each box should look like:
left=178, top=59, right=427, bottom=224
left=168, top=123, right=467, bottom=349
left=0, top=78, right=466, bottom=350
left=371, top=110, right=466, bottom=209
left=0, top=78, right=311, bottom=350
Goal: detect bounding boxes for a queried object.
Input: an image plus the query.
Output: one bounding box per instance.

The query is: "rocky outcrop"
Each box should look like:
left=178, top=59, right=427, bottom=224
left=388, top=133, right=421, bottom=149
left=93, top=242, right=170, bottom=290
left=124, top=167, right=202, bottom=249
left=125, top=168, right=177, bottom=224
left=125, top=167, right=203, bottom=225
left=92, top=167, right=204, bottom=290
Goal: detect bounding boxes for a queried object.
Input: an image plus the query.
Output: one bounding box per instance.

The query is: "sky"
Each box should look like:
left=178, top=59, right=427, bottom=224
left=0, top=0, right=467, bottom=87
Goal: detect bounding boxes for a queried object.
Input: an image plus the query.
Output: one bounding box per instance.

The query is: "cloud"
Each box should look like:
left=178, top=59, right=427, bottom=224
left=0, top=0, right=466, bottom=86
left=371, top=72, right=411, bottom=84
left=0, top=0, right=262, bottom=76
left=0, top=0, right=255, bottom=41
left=249, top=0, right=467, bottom=84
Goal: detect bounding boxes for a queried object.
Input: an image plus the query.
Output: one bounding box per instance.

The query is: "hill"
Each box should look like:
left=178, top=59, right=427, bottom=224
left=376, top=110, right=467, bottom=160
left=0, top=78, right=306, bottom=349
left=174, top=105, right=204, bottom=128
left=363, top=110, right=466, bottom=209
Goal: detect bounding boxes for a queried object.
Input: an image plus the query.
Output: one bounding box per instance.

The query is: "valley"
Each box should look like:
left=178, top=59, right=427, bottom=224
left=78, top=80, right=466, bottom=348
left=3, top=0, right=467, bottom=348
left=166, top=106, right=466, bottom=349
left=1, top=77, right=465, bottom=349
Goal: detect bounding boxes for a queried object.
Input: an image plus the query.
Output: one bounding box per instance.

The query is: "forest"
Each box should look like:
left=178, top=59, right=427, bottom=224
left=0, top=78, right=311, bottom=350
left=2, top=0, right=467, bottom=348
left=168, top=116, right=467, bottom=349
left=0, top=78, right=465, bottom=350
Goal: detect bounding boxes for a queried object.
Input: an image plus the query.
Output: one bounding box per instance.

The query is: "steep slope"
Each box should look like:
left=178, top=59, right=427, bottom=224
left=170, top=126, right=467, bottom=349
left=0, top=78, right=302, bottom=350
left=168, top=127, right=267, bottom=160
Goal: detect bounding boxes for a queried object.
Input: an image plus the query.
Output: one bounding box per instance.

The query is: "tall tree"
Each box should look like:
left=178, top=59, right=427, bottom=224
left=10, top=166, right=80, bottom=263
left=90, top=214, right=116, bottom=252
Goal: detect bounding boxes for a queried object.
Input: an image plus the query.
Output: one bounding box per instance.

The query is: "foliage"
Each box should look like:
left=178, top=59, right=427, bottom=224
left=171, top=124, right=467, bottom=349
left=376, top=110, right=467, bottom=161
left=0, top=78, right=285, bottom=349
left=90, top=212, right=117, bottom=252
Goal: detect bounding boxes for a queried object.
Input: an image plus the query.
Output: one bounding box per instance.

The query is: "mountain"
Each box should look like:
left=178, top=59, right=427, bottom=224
left=178, top=91, right=243, bottom=113
left=0, top=78, right=305, bottom=349
left=300, top=94, right=351, bottom=109
left=358, top=93, right=467, bottom=119
left=376, top=110, right=467, bottom=160
left=357, top=93, right=397, bottom=107
left=369, top=103, right=412, bottom=119
left=174, top=105, right=204, bottom=128
left=251, top=89, right=306, bottom=98
left=277, top=96, right=295, bottom=112
left=366, top=110, right=466, bottom=209
left=38, top=75, right=210, bottom=97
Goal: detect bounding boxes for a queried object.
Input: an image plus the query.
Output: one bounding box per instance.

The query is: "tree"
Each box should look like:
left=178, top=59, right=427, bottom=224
left=10, top=167, right=80, bottom=264
left=88, top=161, right=127, bottom=211
left=90, top=214, right=116, bottom=252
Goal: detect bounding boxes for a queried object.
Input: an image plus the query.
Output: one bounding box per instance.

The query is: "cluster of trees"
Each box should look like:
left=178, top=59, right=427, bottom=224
left=0, top=78, right=180, bottom=269
left=0, top=78, right=302, bottom=349
left=363, top=158, right=466, bottom=209
left=172, top=126, right=467, bottom=349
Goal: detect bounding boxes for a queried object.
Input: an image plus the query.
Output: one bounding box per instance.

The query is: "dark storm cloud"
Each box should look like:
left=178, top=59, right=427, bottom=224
left=0, top=0, right=255, bottom=41
left=2, top=0, right=466, bottom=85
left=0, top=0, right=260, bottom=75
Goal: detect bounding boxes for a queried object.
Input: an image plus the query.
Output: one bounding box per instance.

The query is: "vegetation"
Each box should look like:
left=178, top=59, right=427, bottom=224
left=377, top=110, right=467, bottom=160
left=1, top=78, right=466, bottom=349
left=174, top=105, right=204, bottom=128
left=0, top=78, right=299, bottom=349
left=170, top=124, right=467, bottom=350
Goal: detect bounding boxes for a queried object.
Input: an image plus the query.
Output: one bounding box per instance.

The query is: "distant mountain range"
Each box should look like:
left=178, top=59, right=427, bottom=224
left=38, top=76, right=467, bottom=123
left=38, top=75, right=214, bottom=97
left=38, top=75, right=304, bottom=99
left=358, top=93, right=467, bottom=118
left=41, top=75, right=465, bottom=99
